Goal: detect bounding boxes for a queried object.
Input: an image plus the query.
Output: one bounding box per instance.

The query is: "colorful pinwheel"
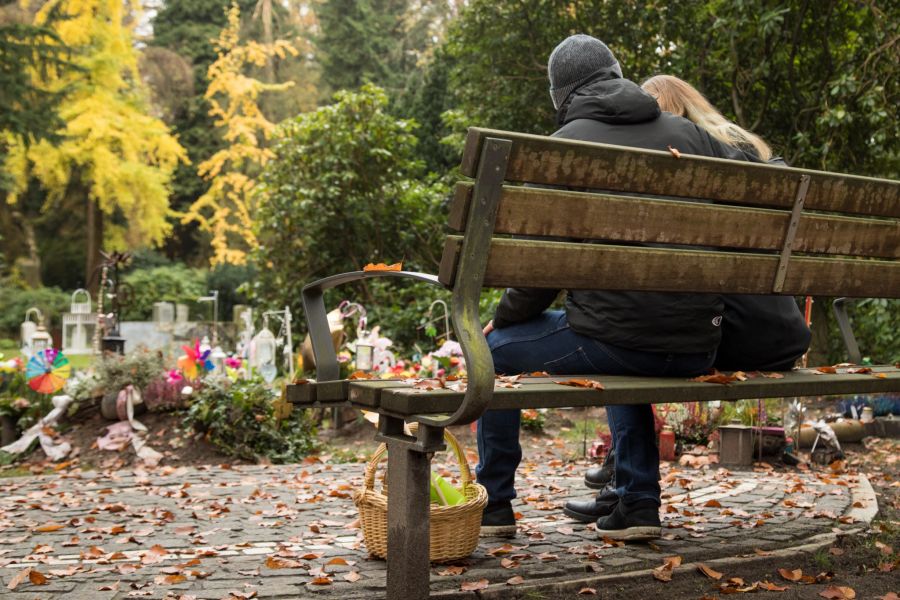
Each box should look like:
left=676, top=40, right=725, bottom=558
left=25, top=348, right=71, bottom=394
left=177, top=339, right=215, bottom=380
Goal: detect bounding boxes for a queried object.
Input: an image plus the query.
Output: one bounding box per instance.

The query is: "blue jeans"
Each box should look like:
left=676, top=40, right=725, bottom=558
left=476, top=311, right=714, bottom=506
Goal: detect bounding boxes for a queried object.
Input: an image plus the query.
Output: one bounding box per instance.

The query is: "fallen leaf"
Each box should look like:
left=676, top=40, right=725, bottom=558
left=554, top=378, right=604, bottom=390
left=829, top=547, right=845, bottom=556
left=578, top=588, right=598, bottom=595
left=437, top=565, right=467, bottom=576
left=460, top=579, right=489, bottom=591
left=28, top=569, right=48, bottom=585
left=778, top=568, right=803, bottom=582
left=697, top=563, right=723, bottom=580
left=506, top=576, right=525, bottom=585
left=847, top=367, right=872, bottom=374
left=99, top=582, right=120, bottom=591
left=758, top=581, right=789, bottom=591
left=762, top=372, right=785, bottom=379
left=33, top=522, right=65, bottom=532
left=310, top=576, right=332, bottom=585
left=814, top=366, right=837, bottom=374
left=876, top=594, right=899, bottom=600
left=704, top=500, right=723, bottom=508
left=819, top=585, right=855, bottom=599
left=326, top=557, right=349, bottom=566
left=343, top=572, right=361, bottom=582
left=7, top=568, right=31, bottom=590
left=667, top=145, right=682, bottom=158
left=691, top=371, right=739, bottom=385
left=875, top=541, right=893, bottom=555
left=363, top=262, right=402, bottom=272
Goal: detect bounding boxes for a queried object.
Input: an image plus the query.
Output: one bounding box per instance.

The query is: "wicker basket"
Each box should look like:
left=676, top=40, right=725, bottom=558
left=354, top=426, right=488, bottom=563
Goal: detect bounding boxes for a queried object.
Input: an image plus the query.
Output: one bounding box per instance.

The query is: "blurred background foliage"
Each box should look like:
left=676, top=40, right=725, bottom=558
left=0, top=0, right=896, bottom=361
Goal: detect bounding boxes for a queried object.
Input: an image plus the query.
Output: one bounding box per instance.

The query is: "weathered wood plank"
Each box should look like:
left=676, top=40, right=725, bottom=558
left=438, top=236, right=900, bottom=297
left=449, top=182, right=900, bottom=259
left=347, top=380, right=414, bottom=408
left=461, top=128, right=900, bottom=219
left=375, top=368, right=900, bottom=415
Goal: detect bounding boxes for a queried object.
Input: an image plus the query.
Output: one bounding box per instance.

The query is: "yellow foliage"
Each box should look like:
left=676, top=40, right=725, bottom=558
left=181, top=2, right=297, bottom=265
left=4, top=0, right=188, bottom=249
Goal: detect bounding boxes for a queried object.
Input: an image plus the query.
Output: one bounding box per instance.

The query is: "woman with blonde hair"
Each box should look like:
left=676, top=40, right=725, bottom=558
left=641, top=74, right=773, bottom=161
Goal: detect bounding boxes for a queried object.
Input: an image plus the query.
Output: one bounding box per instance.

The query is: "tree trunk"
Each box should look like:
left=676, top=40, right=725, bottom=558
left=11, top=208, right=42, bottom=288
left=85, top=197, right=103, bottom=295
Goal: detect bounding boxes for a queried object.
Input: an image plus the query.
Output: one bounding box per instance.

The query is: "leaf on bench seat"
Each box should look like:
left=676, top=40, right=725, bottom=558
left=348, top=371, right=375, bottom=380
left=814, top=366, right=838, bottom=374
left=691, top=371, right=740, bottom=385
left=553, top=379, right=605, bottom=390
left=362, top=262, right=402, bottom=272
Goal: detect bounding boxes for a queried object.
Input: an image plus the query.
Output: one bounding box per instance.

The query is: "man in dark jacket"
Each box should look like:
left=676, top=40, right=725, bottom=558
left=477, top=34, right=764, bottom=541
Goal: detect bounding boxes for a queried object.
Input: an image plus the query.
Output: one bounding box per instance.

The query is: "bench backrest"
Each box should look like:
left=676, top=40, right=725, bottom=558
left=439, top=128, right=900, bottom=299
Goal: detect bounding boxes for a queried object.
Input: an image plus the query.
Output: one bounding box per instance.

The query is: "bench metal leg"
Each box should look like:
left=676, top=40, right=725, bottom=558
left=385, top=438, right=432, bottom=599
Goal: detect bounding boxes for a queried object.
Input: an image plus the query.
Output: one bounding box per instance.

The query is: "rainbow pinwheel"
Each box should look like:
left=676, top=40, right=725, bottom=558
left=177, top=339, right=215, bottom=380
left=26, top=348, right=71, bottom=394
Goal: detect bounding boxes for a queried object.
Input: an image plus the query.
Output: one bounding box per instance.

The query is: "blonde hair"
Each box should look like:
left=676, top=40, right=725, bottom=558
left=641, top=74, right=772, bottom=161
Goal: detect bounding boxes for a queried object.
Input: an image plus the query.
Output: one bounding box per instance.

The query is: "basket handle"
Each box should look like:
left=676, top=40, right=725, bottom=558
left=363, top=423, right=473, bottom=494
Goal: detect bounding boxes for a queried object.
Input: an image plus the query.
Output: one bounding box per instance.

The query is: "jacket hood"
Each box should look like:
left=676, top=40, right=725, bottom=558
left=557, top=71, right=661, bottom=127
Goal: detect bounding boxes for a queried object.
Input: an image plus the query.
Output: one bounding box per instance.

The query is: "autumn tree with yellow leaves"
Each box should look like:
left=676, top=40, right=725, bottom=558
left=4, top=0, right=187, bottom=288
left=181, top=3, right=297, bottom=265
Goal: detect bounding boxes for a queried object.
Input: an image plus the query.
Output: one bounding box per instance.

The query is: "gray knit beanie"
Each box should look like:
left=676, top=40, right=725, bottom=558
left=548, top=34, right=623, bottom=110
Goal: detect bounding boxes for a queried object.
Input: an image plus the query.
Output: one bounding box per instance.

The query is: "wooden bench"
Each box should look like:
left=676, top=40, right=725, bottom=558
left=289, top=127, right=900, bottom=599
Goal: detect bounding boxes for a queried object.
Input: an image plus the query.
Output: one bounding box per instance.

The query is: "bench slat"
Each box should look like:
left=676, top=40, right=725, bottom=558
left=438, top=236, right=900, bottom=298
left=449, top=183, right=900, bottom=259
left=374, top=368, right=900, bottom=416
left=461, top=128, right=900, bottom=219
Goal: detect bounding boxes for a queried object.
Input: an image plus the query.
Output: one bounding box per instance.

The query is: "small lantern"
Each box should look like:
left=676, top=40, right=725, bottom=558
left=209, top=346, right=227, bottom=374
left=355, top=342, right=374, bottom=371
left=20, top=307, right=43, bottom=356
left=30, top=322, right=53, bottom=355
left=251, top=324, right=277, bottom=383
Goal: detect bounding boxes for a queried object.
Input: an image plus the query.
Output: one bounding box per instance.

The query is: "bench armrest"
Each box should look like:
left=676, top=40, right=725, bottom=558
left=832, top=298, right=862, bottom=364
left=301, top=270, right=444, bottom=381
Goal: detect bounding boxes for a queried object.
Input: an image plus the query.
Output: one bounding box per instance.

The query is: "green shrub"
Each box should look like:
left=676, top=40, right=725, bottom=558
left=93, top=349, right=166, bottom=396
left=183, top=377, right=317, bottom=462
left=121, top=264, right=207, bottom=321
left=0, top=283, right=70, bottom=337
left=206, top=262, right=254, bottom=322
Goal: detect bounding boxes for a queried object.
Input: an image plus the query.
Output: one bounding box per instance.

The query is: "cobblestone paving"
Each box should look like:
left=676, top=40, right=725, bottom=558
left=0, top=456, right=869, bottom=599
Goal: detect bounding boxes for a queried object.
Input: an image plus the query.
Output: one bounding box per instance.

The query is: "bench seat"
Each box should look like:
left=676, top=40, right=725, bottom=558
left=290, top=365, right=900, bottom=416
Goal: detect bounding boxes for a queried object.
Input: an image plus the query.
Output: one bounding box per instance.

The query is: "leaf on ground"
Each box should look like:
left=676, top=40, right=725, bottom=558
left=506, top=575, right=525, bottom=585
left=343, top=571, right=361, bottom=582
left=667, top=145, right=682, bottom=158
left=819, top=585, right=856, bottom=599
left=778, top=568, right=803, bottom=581
left=578, top=588, right=598, bottom=595
left=28, top=569, right=48, bottom=585
left=652, top=556, right=682, bottom=582
left=436, top=565, right=467, bottom=576
left=460, top=579, right=489, bottom=591
left=363, top=262, right=402, bottom=272
left=7, top=568, right=32, bottom=590
left=265, top=556, right=303, bottom=569
left=325, top=557, right=348, bottom=566
left=99, top=581, right=121, bottom=591
left=310, top=576, right=332, bottom=585
left=697, top=563, right=723, bottom=580
left=758, top=581, right=789, bottom=591
left=704, top=499, right=723, bottom=508
left=33, top=522, right=65, bottom=532
left=876, top=594, right=899, bottom=600
left=814, top=366, right=838, bottom=374
left=553, top=379, right=604, bottom=390
left=762, top=372, right=785, bottom=378
left=875, top=541, right=893, bottom=555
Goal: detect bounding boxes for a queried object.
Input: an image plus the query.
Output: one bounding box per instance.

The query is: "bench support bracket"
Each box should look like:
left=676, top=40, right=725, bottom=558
left=773, top=174, right=811, bottom=293
left=833, top=298, right=862, bottom=365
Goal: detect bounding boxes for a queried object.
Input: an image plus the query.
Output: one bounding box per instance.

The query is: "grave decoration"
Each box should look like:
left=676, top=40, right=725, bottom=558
left=26, top=348, right=71, bottom=395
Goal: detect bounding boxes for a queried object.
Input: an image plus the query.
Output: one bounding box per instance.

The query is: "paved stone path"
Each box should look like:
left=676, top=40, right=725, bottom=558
left=0, top=456, right=873, bottom=599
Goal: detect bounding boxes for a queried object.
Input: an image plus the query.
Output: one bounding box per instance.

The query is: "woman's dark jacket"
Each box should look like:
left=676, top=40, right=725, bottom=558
left=492, top=73, right=759, bottom=354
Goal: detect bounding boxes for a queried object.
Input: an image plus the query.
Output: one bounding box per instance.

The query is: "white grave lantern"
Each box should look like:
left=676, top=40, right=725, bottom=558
left=20, top=307, right=42, bottom=356
left=62, top=289, right=96, bottom=355
left=251, top=321, right=277, bottom=383
left=210, top=346, right=227, bottom=375
left=30, top=322, right=53, bottom=355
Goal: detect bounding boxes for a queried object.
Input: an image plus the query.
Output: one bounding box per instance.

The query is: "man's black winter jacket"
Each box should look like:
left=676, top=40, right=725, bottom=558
left=491, top=73, right=761, bottom=354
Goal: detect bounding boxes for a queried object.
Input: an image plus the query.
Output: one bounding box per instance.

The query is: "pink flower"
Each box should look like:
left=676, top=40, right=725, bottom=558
left=225, top=356, right=242, bottom=369
left=166, top=369, right=183, bottom=384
